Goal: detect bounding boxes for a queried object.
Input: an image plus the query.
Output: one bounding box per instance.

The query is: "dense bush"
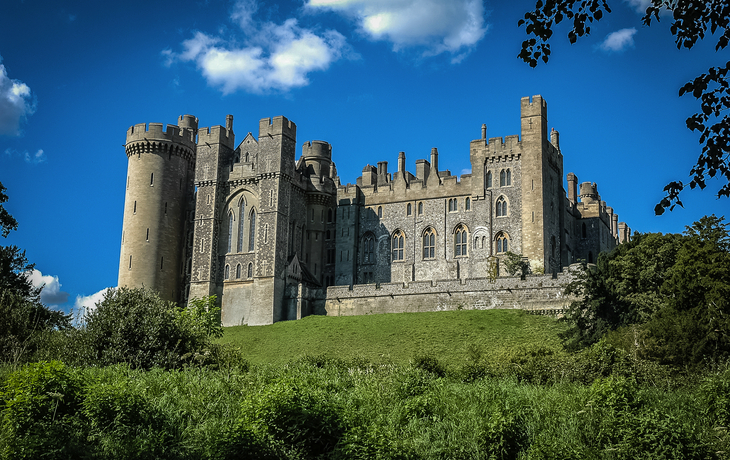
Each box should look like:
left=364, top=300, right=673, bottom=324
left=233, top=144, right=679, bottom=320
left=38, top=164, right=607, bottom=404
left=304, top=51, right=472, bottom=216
left=562, top=215, right=730, bottom=368
left=1, top=360, right=728, bottom=459
left=78, top=288, right=219, bottom=370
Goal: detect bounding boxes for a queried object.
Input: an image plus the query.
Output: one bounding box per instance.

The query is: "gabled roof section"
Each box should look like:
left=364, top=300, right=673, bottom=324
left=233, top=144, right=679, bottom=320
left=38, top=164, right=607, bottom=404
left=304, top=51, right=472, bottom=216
left=235, top=132, right=258, bottom=151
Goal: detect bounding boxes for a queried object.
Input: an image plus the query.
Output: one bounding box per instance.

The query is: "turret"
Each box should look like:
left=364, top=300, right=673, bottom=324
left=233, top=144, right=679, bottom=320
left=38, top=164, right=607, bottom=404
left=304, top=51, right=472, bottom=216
left=302, top=140, right=332, bottom=179
left=579, top=182, right=599, bottom=202
left=551, top=128, right=560, bottom=150
left=118, top=116, right=197, bottom=303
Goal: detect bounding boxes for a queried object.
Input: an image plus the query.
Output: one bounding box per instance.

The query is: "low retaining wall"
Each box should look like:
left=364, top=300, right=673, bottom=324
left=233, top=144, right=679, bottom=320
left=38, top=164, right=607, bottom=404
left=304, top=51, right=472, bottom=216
left=324, top=271, right=577, bottom=317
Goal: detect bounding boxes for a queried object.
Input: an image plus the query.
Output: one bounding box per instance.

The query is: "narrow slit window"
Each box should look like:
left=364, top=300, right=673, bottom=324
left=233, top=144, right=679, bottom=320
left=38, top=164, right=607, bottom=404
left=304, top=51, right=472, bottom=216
left=150, top=173, right=154, bottom=186
left=146, top=228, right=149, bottom=241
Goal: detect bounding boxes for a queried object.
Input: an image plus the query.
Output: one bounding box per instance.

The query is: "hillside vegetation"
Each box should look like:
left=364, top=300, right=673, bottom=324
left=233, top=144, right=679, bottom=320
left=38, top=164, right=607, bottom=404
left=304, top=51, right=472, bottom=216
left=218, top=309, right=567, bottom=366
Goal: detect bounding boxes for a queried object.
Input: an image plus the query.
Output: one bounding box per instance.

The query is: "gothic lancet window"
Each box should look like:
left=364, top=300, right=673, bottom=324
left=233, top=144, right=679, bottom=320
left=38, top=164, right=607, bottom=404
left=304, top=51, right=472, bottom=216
left=224, top=264, right=230, bottom=280
left=363, top=234, right=375, bottom=263
left=236, top=264, right=241, bottom=279
left=465, top=197, right=471, bottom=211
left=249, top=209, right=256, bottom=251
left=506, top=169, right=511, bottom=185
left=238, top=200, right=245, bottom=252
left=454, top=225, right=467, bottom=257
left=496, top=196, right=507, bottom=217
left=486, top=170, right=492, bottom=188
left=496, top=232, right=509, bottom=253
left=423, top=228, right=436, bottom=259
left=227, top=211, right=234, bottom=253
left=392, top=230, right=405, bottom=261
left=500, top=169, right=506, bottom=186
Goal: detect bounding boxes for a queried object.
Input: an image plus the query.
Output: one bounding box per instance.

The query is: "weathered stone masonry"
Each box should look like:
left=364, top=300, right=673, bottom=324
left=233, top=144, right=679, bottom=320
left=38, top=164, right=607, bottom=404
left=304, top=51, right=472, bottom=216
left=118, top=95, right=631, bottom=325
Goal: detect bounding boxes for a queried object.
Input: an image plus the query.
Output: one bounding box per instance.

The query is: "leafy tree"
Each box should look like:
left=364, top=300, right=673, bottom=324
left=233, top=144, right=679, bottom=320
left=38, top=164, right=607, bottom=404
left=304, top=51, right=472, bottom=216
left=504, top=251, right=532, bottom=279
left=0, top=181, right=70, bottom=365
left=561, top=232, right=684, bottom=350
left=518, top=0, right=730, bottom=213
left=79, top=287, right=215, bottom=369
left=563, top=215, right=730, bottom=367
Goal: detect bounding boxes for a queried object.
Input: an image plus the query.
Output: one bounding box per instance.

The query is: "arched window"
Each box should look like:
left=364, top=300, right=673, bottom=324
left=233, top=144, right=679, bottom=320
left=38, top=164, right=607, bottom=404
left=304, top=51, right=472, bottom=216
left=150, top=172, right=154, bottom=186
left=496, top=196, right=507, bottom=217
left=407, top=203, right=412, bottom=216
left=392, top=230, right=405, bottom=261
left=506, top=169, right=511, bottom=185
left=377, top=206, right=383, bottom=218
left=418, top=202, right=423, bottom=214
left=227, top=210, right=234, bottom=253
left=238, top=200, right=246, bottom=252
left=448, top=198, right=458, bottom=212
left=454, top=225, right=467, bottom=257
left=224, top=264, right=230, bottom=280
left=363, top=234, right=375, bottom=263
left=496, top=232, right=509, bottom=253
left=247, top=263, right=253, bottom=278
left=236, top=264, right=241, bottom=279
left=248, top=209, right=256, bottom=251
left=500, top=169, right=506, bottom=187
left=423, top=228, right=436, bottom=259
left=465, top=197, right=471, bottom=211
left=486, top=170, right=492, bottom=188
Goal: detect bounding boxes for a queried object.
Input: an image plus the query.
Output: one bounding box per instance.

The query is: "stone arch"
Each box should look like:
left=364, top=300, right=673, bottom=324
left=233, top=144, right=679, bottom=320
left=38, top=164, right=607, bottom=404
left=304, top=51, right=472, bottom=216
left=496, top=195, right=508, bottom=217
left=495, top=231, right=510, bottom=254
left=453, top=223, right=469, bottom=257
left=422, top=226, right=437, bottom=259
left=391, top=229, right=406, bottom=261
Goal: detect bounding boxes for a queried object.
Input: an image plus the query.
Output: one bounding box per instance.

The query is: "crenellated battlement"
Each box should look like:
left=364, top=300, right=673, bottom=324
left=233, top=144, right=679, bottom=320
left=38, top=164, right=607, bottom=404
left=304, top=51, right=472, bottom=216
left=302, top=140, right=331, bottom=159
left=520, top=94, right=547, bottom=117
left=198, top=125, right=235, bottom=149
left=259, top=116, right=296, bottom=140
left=126, top=122, right=197, bottom=150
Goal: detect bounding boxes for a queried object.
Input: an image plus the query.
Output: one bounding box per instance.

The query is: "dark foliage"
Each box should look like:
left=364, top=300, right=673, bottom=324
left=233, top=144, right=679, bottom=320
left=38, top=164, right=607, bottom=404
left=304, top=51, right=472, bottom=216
left=562, top=215, right=730, bottom=367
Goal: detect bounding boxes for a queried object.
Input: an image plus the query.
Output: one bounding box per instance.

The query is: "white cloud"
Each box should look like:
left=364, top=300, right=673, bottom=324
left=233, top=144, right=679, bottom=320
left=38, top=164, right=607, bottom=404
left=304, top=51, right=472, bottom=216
left=461, top=168, right=472, bottom=175
left=306, top=0, right=488, bottom=61
left=26, top=269, right=69, bottom=305
left=625, top=0, right=651, bottom=14
left=0, top=55, right=36, bottom=136
left=73, top=287, right=112, bottom=320
left=599, top=28, right=637, bottom=53
left=166, top=2, right=350, bottom=94
left=4, top=148, right=47, bottom=164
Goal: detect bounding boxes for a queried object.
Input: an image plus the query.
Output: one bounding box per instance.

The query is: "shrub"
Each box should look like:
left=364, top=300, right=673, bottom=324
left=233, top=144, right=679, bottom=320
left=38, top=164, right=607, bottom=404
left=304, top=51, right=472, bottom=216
left=238, top=381, right=344, bottom=458
left=412, top=353, right=447, bottom=378
left=0, top=361, right=86, bottom=459
left=80, top=288, right=212, bottom=370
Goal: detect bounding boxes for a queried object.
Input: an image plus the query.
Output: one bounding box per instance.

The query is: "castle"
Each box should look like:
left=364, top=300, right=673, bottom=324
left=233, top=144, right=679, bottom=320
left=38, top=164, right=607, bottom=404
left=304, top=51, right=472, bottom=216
left=118, top=95, right=630, bottom=326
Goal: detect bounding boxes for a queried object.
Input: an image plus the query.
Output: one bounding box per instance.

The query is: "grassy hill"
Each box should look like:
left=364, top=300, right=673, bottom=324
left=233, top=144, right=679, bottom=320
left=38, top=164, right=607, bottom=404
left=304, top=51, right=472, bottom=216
left=218, top=309, right=567, bottom=366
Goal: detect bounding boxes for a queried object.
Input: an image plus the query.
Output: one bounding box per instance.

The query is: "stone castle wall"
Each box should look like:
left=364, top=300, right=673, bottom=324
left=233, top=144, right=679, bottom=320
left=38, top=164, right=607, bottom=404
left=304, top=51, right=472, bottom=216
left=324, top=270, right=576, bottom=317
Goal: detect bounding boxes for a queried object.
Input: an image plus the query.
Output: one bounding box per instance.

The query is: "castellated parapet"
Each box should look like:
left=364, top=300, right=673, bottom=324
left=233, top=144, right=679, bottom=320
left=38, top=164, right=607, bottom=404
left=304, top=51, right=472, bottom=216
left=118, top=96, right=630, bottom=325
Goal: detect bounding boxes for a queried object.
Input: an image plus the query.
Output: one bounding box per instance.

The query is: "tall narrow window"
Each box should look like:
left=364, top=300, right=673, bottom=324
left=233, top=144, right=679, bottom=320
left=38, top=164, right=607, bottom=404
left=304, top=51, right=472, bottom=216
left=423, top=228, right=436, bottom=259
left=486, top=170, right=492, bottom=188
left=160, top=257, right=164, bottom=270
left=500, top=170, right=506, bottom=187
left=247, top=263, right=253, bottom=278
left=496, top=196, right=507, bottom=217
left=249, top=209, right=256, bottom=251
left=150, top=173, right=154, bottom=186
left=506, top=169, right=511, bottom=185
left=496, top=233, right=509, bottom=253
left=236, top=264, right=241, bottom=279
left=392, top=231, right=404, bottom=261
left=363, top=235, right=375, bottom=263
left=455, top=225, right=467, bottom=257
left=227, top=210, right=234, bottom=253
left=164, top=202, right=167, bottom=215
left=418, top=202, right=423, bottom=214
left=129, top=255, right=132, bottom=270
left=378, top=206, right=383, bottom=218
left=133, top=201, right=136, bottom=214
left=320, top=210, right=324, bottom=223
left=582, top=223, right=587, bottom=238
left=146, top=228, right=149, bottom=241
left=465, top=197, right=471, bottom=211
left=224, top=265, right=230, bottom=280
left=238, top=200, right=246, bottom=252
left=328, top=209, right=333, bottom=223
left=407, top=203, right=412, bottom=216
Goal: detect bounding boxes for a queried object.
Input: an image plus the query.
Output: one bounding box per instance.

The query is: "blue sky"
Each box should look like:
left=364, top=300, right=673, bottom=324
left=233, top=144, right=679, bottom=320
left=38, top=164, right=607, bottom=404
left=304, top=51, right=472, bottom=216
left=0, top=0, right=727, bottom=314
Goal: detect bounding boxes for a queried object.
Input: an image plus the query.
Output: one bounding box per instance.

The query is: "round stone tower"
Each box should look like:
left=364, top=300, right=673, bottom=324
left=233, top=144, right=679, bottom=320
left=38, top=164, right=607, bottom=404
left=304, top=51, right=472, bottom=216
left=118, top=115, right=198, bottom=302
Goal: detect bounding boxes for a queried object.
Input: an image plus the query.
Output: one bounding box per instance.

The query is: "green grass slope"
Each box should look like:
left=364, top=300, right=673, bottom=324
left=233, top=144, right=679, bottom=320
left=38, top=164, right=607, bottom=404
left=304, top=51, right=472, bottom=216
left=219, top=309, right=567, bottom=366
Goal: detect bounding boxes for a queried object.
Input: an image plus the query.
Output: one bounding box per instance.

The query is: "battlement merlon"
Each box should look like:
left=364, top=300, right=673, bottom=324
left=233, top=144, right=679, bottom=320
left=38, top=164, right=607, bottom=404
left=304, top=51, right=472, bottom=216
left=198, top=124, right=235, bottom=150
left=259, top=116, right=296, bottom=141
left=126, top=122, right=197, bottom=151
left=520, top=95, right=548, bottom=143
